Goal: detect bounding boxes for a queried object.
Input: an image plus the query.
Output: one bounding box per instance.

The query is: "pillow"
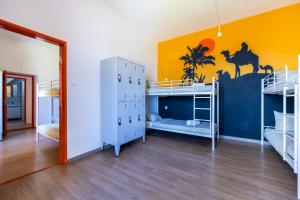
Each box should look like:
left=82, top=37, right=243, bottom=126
left=186, top=120, right=201, bottom=127
left=274, top=111, right=294, bottom=132
left=146, top=113, right=162, bottom=122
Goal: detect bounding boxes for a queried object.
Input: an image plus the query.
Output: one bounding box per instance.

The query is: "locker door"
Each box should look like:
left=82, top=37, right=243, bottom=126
left=117, top=102, right=129, bottom=144
left=117, top=58, right=127, bottom=101
left=136, top=101, right=145, bottom=137
left=128, top=102, right=137, bottom=140
left=127, top=62, right=137, bottom=101
left=136, top=65, right=145, bottom=101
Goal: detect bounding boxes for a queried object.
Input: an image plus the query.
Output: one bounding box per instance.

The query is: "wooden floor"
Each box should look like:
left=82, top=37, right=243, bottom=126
left=7, top=119, right=32, bottom=131
left=0, top=129, right=59, bottom=184
left=0, top=132, right=297, bottom=200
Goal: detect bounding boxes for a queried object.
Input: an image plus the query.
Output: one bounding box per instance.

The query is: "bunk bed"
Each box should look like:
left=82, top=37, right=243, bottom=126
left=146, top=78, right=219, bottom=150
left=36, top=79, right=59, bottom=143
left=261, top=65, right=298, bottom=173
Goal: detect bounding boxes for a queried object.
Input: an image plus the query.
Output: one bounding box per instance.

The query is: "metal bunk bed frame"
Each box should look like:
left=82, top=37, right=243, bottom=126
left=261, top=65, right=298, bottom=173
left=146, top=78, right=219, bottom=150
left=36, top=80, right=59, bottom=142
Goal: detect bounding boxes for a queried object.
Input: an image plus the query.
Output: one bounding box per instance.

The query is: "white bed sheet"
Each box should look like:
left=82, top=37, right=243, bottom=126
left=37, top=123, right=59, bottom=142
left=146, top=118, right=215, bottom=137
left=264, top=128, right=294, bottom=159
left=146, top=85, right=212, bottom=95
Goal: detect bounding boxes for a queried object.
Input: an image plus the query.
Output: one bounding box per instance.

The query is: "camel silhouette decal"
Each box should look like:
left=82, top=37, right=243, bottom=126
left=259, top=64, right=274, bottom=74
left=221, top=42, right=260, bottom=78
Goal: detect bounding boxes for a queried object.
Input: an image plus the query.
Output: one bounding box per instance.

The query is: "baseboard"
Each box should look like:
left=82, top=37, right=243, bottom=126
left=220, top=135, right=270, bottom=145
left=68, top=147, right=103, bottom=163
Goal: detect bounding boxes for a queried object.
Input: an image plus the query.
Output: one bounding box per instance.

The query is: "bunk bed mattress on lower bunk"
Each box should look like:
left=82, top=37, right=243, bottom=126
left=146, top=119, right=215, bottom=137
left=147, top=85, right=212, bottom=95
left=37, top=123, right=59, bottom=141
left=264, top=128, right=294, bottom=159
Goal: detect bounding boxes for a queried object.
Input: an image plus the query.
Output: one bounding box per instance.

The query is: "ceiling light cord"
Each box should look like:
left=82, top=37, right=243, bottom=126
left=214, top=0, right=222, bottom=37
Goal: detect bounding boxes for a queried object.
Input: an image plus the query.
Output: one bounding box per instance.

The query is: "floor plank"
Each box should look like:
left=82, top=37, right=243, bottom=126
left=0, top=132, right=296, bottom=200
left=0, top=129, right=59, bottom=183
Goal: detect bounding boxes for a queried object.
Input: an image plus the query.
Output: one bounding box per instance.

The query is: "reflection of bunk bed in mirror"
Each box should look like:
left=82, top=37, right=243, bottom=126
left=261, top=64, right=298, bottom=173
left=146, top=78, right=219, bottom=150
left=36, top=80, right=59, bottom=143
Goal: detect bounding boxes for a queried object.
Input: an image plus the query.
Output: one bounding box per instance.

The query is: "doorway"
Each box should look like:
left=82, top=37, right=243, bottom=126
left=3, top=72, right=36, bottom=132
left=0, top=19, right=67, bottom=184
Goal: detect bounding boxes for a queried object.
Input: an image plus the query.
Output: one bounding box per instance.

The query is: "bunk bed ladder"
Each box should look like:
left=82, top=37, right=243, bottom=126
left=193, top=94, right=211, bottom=123
left=193, top=78, right=216, bottom=150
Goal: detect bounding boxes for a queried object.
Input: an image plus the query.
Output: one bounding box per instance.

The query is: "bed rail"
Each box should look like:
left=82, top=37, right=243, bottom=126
left=262, top=65, right=288, bottom=90
left=147, top=78, right=218, bottom=94
left=38, top=79, right=59, bottom=97
left=148, top=79, right=194, bottom=88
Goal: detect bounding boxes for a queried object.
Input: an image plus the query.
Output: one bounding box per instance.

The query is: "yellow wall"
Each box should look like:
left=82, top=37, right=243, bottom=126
left=158, top=3, right=300, bottom=83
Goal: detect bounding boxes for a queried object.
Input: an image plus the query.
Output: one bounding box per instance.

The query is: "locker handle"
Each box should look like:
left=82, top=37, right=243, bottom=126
left=129, top=116, right=132, bottom=123
left=118, top=74, right=121, bottom=82
left=138, top=115, right=141, bottom=121
left=129, top=77, right=132, bottom=84
left=118, top=118, right=121, bottom=126
left=138, top=79, right=141, bottom=85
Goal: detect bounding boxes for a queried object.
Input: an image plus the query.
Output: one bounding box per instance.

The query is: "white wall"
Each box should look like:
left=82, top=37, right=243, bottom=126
left=0, top=0, right=157, bottom=159
left=0, top=29, right=59, bottom=83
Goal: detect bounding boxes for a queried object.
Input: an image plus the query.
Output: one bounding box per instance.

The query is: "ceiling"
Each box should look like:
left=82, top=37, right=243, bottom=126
left=104, top=0, right=300, bottom=41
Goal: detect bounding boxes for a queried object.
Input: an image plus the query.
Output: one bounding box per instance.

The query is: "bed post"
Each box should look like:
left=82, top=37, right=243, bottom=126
left=211, top=77, right=215, bottom=150
left=297, top=54, right=300, bottom=200
left=283, top=86, right=287, bottom=161
left=217, top=81, right=220, bottom=139
left=294, top=84, right=298, bottom=173
left=261, top=79, right=264, bottom=145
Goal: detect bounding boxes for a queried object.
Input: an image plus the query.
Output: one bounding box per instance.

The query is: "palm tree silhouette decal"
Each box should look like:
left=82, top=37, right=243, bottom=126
left=181, top=67, right=198, bottom=85
left=180, top=45, right=215, bottom=83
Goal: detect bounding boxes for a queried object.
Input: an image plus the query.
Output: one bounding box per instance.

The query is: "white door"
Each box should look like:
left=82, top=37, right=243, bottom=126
left=136, top=101, right=145, bottom=137
left=136, top=65, right=145, bottom=101
left=128, top=102, right=137, bottom=140
left=117, top=102, right=129, bottom=145
left=127, top=62, right=137, bottom=101
left=117, top=58, right=127, bottom=101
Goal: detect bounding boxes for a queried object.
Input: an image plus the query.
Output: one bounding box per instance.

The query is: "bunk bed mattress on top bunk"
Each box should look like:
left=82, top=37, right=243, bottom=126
left=146, top=118, right=215, bottom=136
left=264, top=71, right=298, bottom=93
left=147, top=85, right=212, bottom=95
left=264, top=128, right=294, bottom=159
left=38, top=87, right=59, bottom=97
left=37, top=123, right=59, bottom=141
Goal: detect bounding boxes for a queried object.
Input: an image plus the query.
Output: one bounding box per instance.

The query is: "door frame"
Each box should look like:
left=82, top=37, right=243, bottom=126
left=3, top=72, right=36, bottom=133
left=0, top=19, right=68, bottom=165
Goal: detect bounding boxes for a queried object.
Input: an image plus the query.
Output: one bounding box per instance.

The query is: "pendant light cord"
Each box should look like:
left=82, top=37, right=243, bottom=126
left=214, top=0, right=221, bottom=27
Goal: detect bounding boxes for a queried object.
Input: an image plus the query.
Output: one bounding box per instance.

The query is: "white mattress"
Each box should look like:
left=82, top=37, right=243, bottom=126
left=146, top=118, right=216, bottom=137
left=264, top=71, right=298, bottom=94
left=37, top=123, right=59, bottom=142
left=264, top=128, right=294, bottom=159
left=146, top=85, right=212, bottom=95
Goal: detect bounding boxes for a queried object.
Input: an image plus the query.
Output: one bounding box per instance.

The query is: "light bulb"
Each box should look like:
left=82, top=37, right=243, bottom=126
left=217, top=25, right=222, bottom=37
left=217, top=31, right=222, bottom=38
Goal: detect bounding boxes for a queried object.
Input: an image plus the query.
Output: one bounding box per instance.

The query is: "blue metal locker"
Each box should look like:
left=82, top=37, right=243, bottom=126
left=101, top=57, right=145, bottom=157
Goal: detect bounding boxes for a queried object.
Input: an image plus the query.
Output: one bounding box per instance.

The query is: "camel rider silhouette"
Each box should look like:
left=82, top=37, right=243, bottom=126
left=234, top=42, right=250, bottom=63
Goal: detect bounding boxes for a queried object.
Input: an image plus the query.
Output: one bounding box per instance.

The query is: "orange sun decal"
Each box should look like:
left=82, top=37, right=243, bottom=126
left=199, top=38, right=215, bottom=55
